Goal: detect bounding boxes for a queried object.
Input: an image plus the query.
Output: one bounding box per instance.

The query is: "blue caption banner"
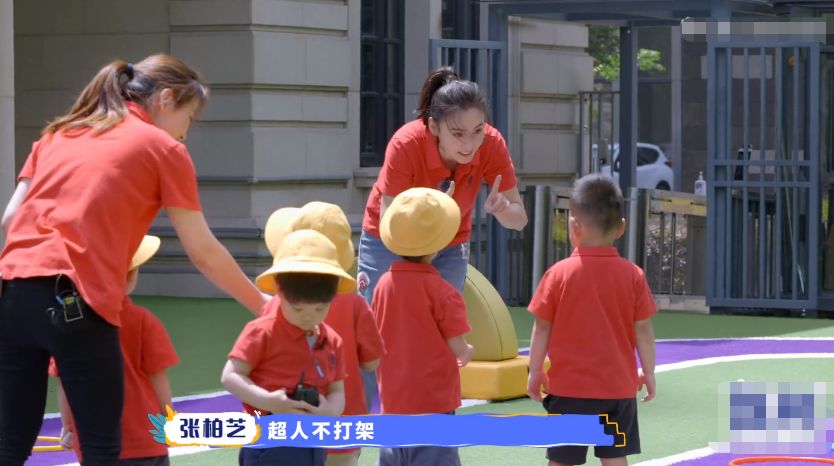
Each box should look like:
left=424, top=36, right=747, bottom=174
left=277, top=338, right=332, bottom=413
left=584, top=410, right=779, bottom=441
left=248, top=413, right=615, bottom=449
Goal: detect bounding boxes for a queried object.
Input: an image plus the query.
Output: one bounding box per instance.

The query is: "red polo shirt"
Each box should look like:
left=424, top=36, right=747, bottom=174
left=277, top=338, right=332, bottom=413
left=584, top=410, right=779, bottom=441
left=0, top=102, right=201, bottom=326
left=259, top=293, right=386, bottom=416
left=372, top=261, right=471, bottom=414
left=528, top=247, right=657, bottom=399
left=50, top=298, right=179, bottom=460
left=230, top=298, right=346, bottom=416
left=363, top=119, right=517, bottom=246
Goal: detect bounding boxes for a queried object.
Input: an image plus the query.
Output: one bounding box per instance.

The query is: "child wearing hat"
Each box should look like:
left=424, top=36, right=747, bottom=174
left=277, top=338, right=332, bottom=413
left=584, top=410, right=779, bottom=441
left=263, top=202, right=386, bottom=466
left=374, top=187, right=474, bottom=466
left=222, top=229, right=355, bottom=466
left=527, top=174, right=656, bottom=466
left=52, top=235, right=179, bottom=465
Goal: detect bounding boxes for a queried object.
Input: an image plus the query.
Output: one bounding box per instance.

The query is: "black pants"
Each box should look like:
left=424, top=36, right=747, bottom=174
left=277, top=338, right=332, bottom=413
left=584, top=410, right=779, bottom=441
left=0, top=276, right=124, bottom=466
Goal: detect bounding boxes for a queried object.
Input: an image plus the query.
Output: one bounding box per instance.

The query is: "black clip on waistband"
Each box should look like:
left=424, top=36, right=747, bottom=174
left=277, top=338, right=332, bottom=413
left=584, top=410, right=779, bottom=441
left=54, top=275, right=84, bottom=323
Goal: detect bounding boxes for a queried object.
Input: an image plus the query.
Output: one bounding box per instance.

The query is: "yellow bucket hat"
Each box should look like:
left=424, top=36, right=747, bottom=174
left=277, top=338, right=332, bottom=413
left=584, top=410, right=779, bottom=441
left=380, top=187, right=461, bottom=257
left=264, top=207, right=302, bottom=256
left=294, top=202, right=355, bottom=271
left=129, top=235, right=161, bottom=271
left=256, top=229, right=356, bottom=295
left=263, top=203, right=355, bottom=271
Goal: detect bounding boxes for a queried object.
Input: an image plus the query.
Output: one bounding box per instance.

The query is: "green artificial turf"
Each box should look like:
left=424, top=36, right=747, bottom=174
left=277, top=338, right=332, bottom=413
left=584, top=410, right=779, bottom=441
left=168, top=358, right=834, bottom=466
left=510, top=307, right=834, bottom=348
left=38, top=296, right=834, bottom=466
left=43, top=301, right=834, bottom=412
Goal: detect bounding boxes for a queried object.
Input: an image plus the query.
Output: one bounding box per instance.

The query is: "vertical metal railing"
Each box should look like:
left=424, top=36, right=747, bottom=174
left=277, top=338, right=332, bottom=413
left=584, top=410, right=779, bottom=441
left=578, top=90, right=619, bottom=175
left=468, top=185, right=532, bottom=306
left=641, top=190, right=707, bottom=296
left=707, top=43, right=820, bottom=311
left=494, top=186, right=707, bottom=307
left=430, top=38, right=513, bottom=297
left=429, top=38, right=506, bottom=130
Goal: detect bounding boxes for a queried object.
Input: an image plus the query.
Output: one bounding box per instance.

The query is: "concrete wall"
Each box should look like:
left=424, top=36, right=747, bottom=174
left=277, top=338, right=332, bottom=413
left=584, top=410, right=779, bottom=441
left=507, top=17, right=593, bottom=187
left=0, top=0, right=13, bottom=246
left=402, top=0, right=442, bottom=120
left=163, top=0, right=361, bottom=296
left=12, top=0, right=363, bottom=298
left=9, top=2, right=595, bottom=298
left=169, top=0, right=359, bottom=225
left=14, top=0, right=171, bottom=172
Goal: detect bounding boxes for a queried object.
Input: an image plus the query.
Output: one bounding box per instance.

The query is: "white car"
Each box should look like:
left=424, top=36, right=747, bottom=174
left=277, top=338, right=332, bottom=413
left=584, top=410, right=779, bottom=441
left=596, top=143, right=674, bottom=190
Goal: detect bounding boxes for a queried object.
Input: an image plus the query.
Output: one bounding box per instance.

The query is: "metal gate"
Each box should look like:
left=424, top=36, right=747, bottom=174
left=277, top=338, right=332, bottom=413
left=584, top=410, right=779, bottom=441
left=707, top=42, right=821, bottom=311
left=429, top=39, right=518, bottom=300
left=578, top=90, right=619, bottom=175
left=428, top=39, right=506, bottom=134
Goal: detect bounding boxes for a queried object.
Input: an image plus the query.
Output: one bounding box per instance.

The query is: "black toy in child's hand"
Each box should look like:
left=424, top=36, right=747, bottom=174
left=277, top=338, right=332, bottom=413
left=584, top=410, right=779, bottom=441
left=290, top=385, right=320, bottom=407
left=289, top=373, right=320, bottom=407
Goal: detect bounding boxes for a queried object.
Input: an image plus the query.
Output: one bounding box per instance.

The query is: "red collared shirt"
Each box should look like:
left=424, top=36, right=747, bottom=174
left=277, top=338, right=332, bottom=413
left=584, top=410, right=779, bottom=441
left=0, top=102, right=201, bottom=326
left=50, top=297, right=179, bottom=460
left=372, top=261, right=471, bottom=414
left=259, top=293, right=386, bottom=416
left=230, top=298, right=346, bottom=416
left=363, top=119, right=517, bottom=246
left=528, top=246, right=657, bottom=399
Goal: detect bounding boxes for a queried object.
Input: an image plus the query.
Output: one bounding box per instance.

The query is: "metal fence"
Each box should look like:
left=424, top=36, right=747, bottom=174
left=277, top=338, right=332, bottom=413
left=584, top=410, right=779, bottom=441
left=637, top=190, right=707, bottom=298
left=428, top=38, right=507, bottom=135
left=578, top=90, right=619, bottom=175
left=470, top=186, right=708, bottom=308
left=430, top=38, right=515, bottom=297
left=466, top=185, right=532, bottom=307
left=707, top=43, right=821, bottom=312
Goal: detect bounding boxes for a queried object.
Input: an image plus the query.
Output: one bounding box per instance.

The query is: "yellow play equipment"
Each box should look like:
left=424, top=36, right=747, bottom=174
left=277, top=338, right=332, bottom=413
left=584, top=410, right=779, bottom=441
left=33, top=436, right=64, bottom=452
left=459, top=264, right=529, bottom=400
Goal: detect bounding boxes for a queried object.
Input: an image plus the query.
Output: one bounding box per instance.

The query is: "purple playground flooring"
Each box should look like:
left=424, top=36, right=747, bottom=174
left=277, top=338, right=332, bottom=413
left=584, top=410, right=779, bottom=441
left=518, top=338, right=834, bottom=366
left=674, top=454, right=834, bottom=466
left=26, top=338, right=834, bottom=466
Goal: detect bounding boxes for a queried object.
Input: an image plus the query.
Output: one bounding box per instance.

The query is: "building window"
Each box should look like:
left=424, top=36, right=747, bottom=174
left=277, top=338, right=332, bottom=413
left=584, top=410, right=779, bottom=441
left=360, top=0, right=404, bottom=167
left=441, top=0, right=479, bottom=40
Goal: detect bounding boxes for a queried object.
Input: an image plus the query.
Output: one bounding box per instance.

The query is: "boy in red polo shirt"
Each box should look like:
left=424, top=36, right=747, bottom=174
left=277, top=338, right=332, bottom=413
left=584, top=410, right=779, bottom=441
left=373, top=187, right=474, bottom=466
left=263, top=202, right=386, bottom=466
left=527, top=174, right=657, bottom=466
left=222, top=229, right=356, bottom=466
left=52, top=235, right=179, bottom=466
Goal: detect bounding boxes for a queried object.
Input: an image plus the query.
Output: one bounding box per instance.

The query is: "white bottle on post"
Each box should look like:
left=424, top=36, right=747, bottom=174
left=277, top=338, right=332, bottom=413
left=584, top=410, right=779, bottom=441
left=694, top=171, right=707, bottom=197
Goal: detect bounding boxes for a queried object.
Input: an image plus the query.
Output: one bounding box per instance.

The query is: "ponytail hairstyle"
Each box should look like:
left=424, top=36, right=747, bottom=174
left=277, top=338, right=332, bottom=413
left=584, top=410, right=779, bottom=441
left=43, top=54, right=209, bottom=134
left=416, top=66, right=489, bottom=126
left=428, top=80, right=490, bottom=125
left=416, top=66, right=460, bottom=125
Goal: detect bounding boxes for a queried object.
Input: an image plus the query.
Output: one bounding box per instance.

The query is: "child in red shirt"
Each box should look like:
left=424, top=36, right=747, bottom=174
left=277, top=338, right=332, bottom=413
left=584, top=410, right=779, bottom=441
left=222, top=230, right=356, bottom=466
left=53, top=235, right=179, bottom=466
left=374, top=188, right=474, bottom=466
left=527, top=174, right=657, bottom=466
left=262, top=202, right=386, bottom=466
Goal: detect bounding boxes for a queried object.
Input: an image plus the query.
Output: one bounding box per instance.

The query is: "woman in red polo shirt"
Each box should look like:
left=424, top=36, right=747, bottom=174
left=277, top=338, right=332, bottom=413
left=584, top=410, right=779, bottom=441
left=0, top=54, right=267, bottom=465
left=358, top=67, right=528, bottom=303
